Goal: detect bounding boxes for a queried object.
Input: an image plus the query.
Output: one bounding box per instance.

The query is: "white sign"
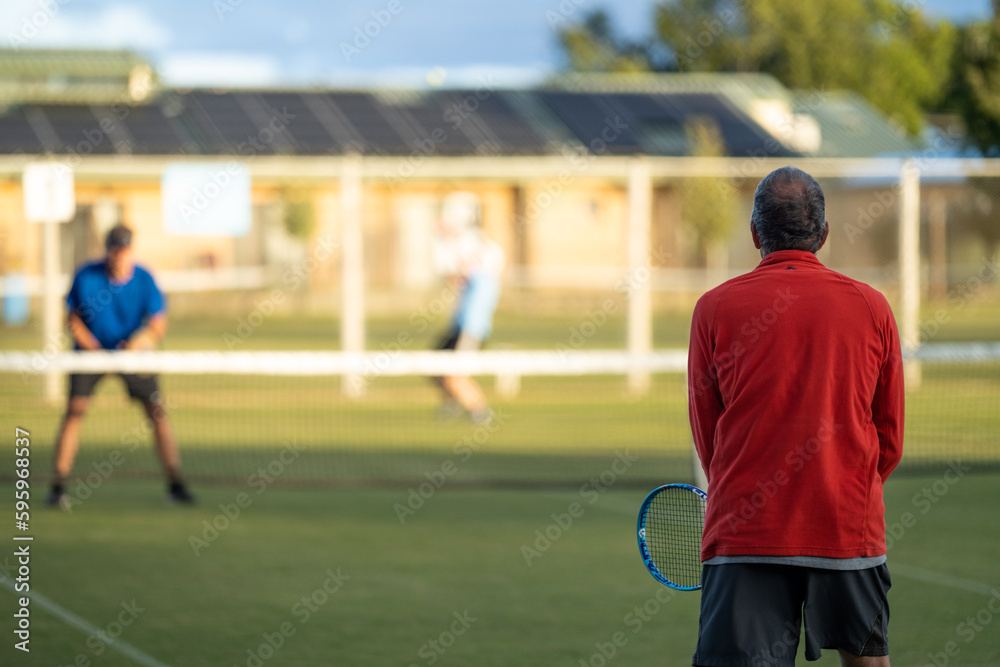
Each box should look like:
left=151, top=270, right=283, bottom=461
left=161, top=162, right=251, bottom=237
left=23, top=163, right=76, bottom=223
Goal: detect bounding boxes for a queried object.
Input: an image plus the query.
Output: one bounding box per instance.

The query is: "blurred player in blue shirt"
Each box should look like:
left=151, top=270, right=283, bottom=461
left=48, top=224, right=194, bottom=509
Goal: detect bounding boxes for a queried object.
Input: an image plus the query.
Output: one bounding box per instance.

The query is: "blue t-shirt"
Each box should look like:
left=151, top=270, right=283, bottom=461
left=66, top=261, right=165, bottom=350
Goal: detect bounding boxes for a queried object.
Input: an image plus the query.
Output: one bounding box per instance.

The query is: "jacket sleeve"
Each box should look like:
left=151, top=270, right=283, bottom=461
left=688, top=296, right=724, bottom=483
left=873, top=305, right=905, bottom=481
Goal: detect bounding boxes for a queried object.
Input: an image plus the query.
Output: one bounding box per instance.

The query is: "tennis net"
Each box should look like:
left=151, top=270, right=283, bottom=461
left=0, top=346, right=997, bottom=490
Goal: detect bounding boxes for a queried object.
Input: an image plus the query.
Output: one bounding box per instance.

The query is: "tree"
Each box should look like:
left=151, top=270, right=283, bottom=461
left=680, top=117, right=738, bottom=270
left=556, top=10, right=667, bottom=73
left=948, top=0, right=1000, bottom=154
left=557, top=0, right=956, bottom=134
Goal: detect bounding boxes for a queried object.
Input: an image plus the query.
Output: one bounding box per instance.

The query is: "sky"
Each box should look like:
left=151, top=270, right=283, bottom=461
left=1, top=0, right=993, bottom=88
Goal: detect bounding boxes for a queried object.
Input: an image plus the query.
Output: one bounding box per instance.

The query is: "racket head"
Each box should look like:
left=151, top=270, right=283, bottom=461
left=637, top=483, right=707, bottom=590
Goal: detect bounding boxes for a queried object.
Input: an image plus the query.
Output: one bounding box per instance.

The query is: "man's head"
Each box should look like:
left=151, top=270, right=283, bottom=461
left=750, top=166, right=828, bottom=257
left=105, top=224, right=135, bottom=280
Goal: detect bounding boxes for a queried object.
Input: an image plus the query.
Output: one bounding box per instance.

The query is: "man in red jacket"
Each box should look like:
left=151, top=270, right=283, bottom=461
left=688, top=166, right=904, bottom=667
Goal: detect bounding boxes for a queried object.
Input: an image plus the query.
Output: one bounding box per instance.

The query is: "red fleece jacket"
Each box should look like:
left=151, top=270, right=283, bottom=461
left=688, top=250, right=904, bottom=561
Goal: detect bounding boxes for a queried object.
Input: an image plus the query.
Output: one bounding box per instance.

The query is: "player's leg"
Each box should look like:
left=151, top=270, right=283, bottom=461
left=123, top=374, right=195, bottom=503
left=802, top=565, right=891, bottom=665
left=837, top=650, right=890, bottom=667
left=442, top=332, right=490, bottom=422
left=431, top=327, right=463, bottom=417
left=48, top=374, right=101, bottom=507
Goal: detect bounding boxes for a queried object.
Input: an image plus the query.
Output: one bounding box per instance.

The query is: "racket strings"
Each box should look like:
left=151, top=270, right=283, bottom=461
left=644, top=489, right=705, bottom=588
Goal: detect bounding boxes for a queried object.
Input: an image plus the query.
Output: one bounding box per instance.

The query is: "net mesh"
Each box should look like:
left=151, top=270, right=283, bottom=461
left=0, top=346, right=997, bottom=492
left=0, top=351, right=693, bottom=489
left=642, top=486, right=706, bottom=589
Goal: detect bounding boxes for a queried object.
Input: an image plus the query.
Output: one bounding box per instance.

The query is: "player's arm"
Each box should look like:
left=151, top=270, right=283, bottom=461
left=124, top=312, right=166, bottom=351
left=67, top=311, right=102, bottom=351
left=873, top=310, right=905, bottom=481
left=687, top=297, right=724, bottom=482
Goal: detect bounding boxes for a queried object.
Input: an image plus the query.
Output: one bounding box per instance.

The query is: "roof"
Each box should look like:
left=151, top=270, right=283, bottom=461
left=0, top=67, right=915, bottom=159
left=793, top=90, right=921, bottom=158
left=0, top=87, right=797, bottom=159
left=0, top=48, right=158, bottom=107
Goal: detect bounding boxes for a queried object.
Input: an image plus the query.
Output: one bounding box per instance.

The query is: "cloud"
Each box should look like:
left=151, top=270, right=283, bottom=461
left=13, top=3, right=171, bottom=50
left=330, top=63, right=551, bottom=89
left=158, top=52, right=284, bottom=88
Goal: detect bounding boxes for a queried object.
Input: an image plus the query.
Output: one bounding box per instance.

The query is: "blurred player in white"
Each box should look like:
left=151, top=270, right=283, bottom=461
left=431, top=192, right=504, bottom=424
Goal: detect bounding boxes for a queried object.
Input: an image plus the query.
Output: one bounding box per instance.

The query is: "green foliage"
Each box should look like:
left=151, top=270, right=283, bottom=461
left=679, top=117, right=738, bottom=267
left=557, top=1, right=956, bottom=135
left=280, top=186, right=316, bottom=240
left=949, top=1, right=1000, bottom=154
left=556, top=9, right=660, bottom=72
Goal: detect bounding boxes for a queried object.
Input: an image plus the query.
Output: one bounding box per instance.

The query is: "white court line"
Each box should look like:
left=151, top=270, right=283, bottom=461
left=0, top=574, right=171, bottom=667
left=890, top=563, right=998, bottom=596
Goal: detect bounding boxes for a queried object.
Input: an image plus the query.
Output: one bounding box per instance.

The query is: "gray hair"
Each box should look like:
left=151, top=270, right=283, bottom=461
left=750, top=166, right=827, bottom=254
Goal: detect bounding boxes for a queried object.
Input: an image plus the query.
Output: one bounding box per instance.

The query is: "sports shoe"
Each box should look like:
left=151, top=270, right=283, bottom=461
left=46, top=484, right=72, bottom=511
left=437, top=399, right=463, bottom=420
left=165, top=481, right=196, bottom=505
left=470, top=408, right=494, bottom=425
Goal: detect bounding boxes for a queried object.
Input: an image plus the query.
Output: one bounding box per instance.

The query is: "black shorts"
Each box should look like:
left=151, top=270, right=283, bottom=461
left=69, top=373, right=161, bottom=403
left=693, top=563, right=890, bottom=666
left=436, top=327, right=488, bottom=351
left=437, top=327, right=462, bottom=351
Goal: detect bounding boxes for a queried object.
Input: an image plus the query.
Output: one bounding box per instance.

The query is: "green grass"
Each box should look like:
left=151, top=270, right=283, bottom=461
left=1, top=474, right=998, bottom=667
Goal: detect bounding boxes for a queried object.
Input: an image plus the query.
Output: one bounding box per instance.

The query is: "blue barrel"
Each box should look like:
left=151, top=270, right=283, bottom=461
left=2, top=273, right=30, bottom=325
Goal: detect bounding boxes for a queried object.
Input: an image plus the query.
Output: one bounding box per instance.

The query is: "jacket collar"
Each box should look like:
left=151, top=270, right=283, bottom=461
left=755, top=250, right=824, bottom=270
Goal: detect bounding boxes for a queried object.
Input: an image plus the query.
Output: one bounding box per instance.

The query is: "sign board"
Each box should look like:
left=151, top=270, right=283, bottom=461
left=23, top=162, right=76, bottom=223
left=161, top=162, right=251, bottom=237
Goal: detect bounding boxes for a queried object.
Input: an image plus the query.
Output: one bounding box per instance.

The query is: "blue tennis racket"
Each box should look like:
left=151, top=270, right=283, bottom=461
left=637, top=484, right=707, bottom=590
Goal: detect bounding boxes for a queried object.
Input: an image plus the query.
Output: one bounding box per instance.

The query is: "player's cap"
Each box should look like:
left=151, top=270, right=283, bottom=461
left=105, top=224, right=133, bottom=249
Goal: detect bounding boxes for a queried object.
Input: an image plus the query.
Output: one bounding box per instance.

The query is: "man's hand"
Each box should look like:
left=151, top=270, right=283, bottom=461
left=123, top=313, right=167, bottom=351
left=122, top=330, right=156, bottom=351
left=67, top=312, right=102, bottom=351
